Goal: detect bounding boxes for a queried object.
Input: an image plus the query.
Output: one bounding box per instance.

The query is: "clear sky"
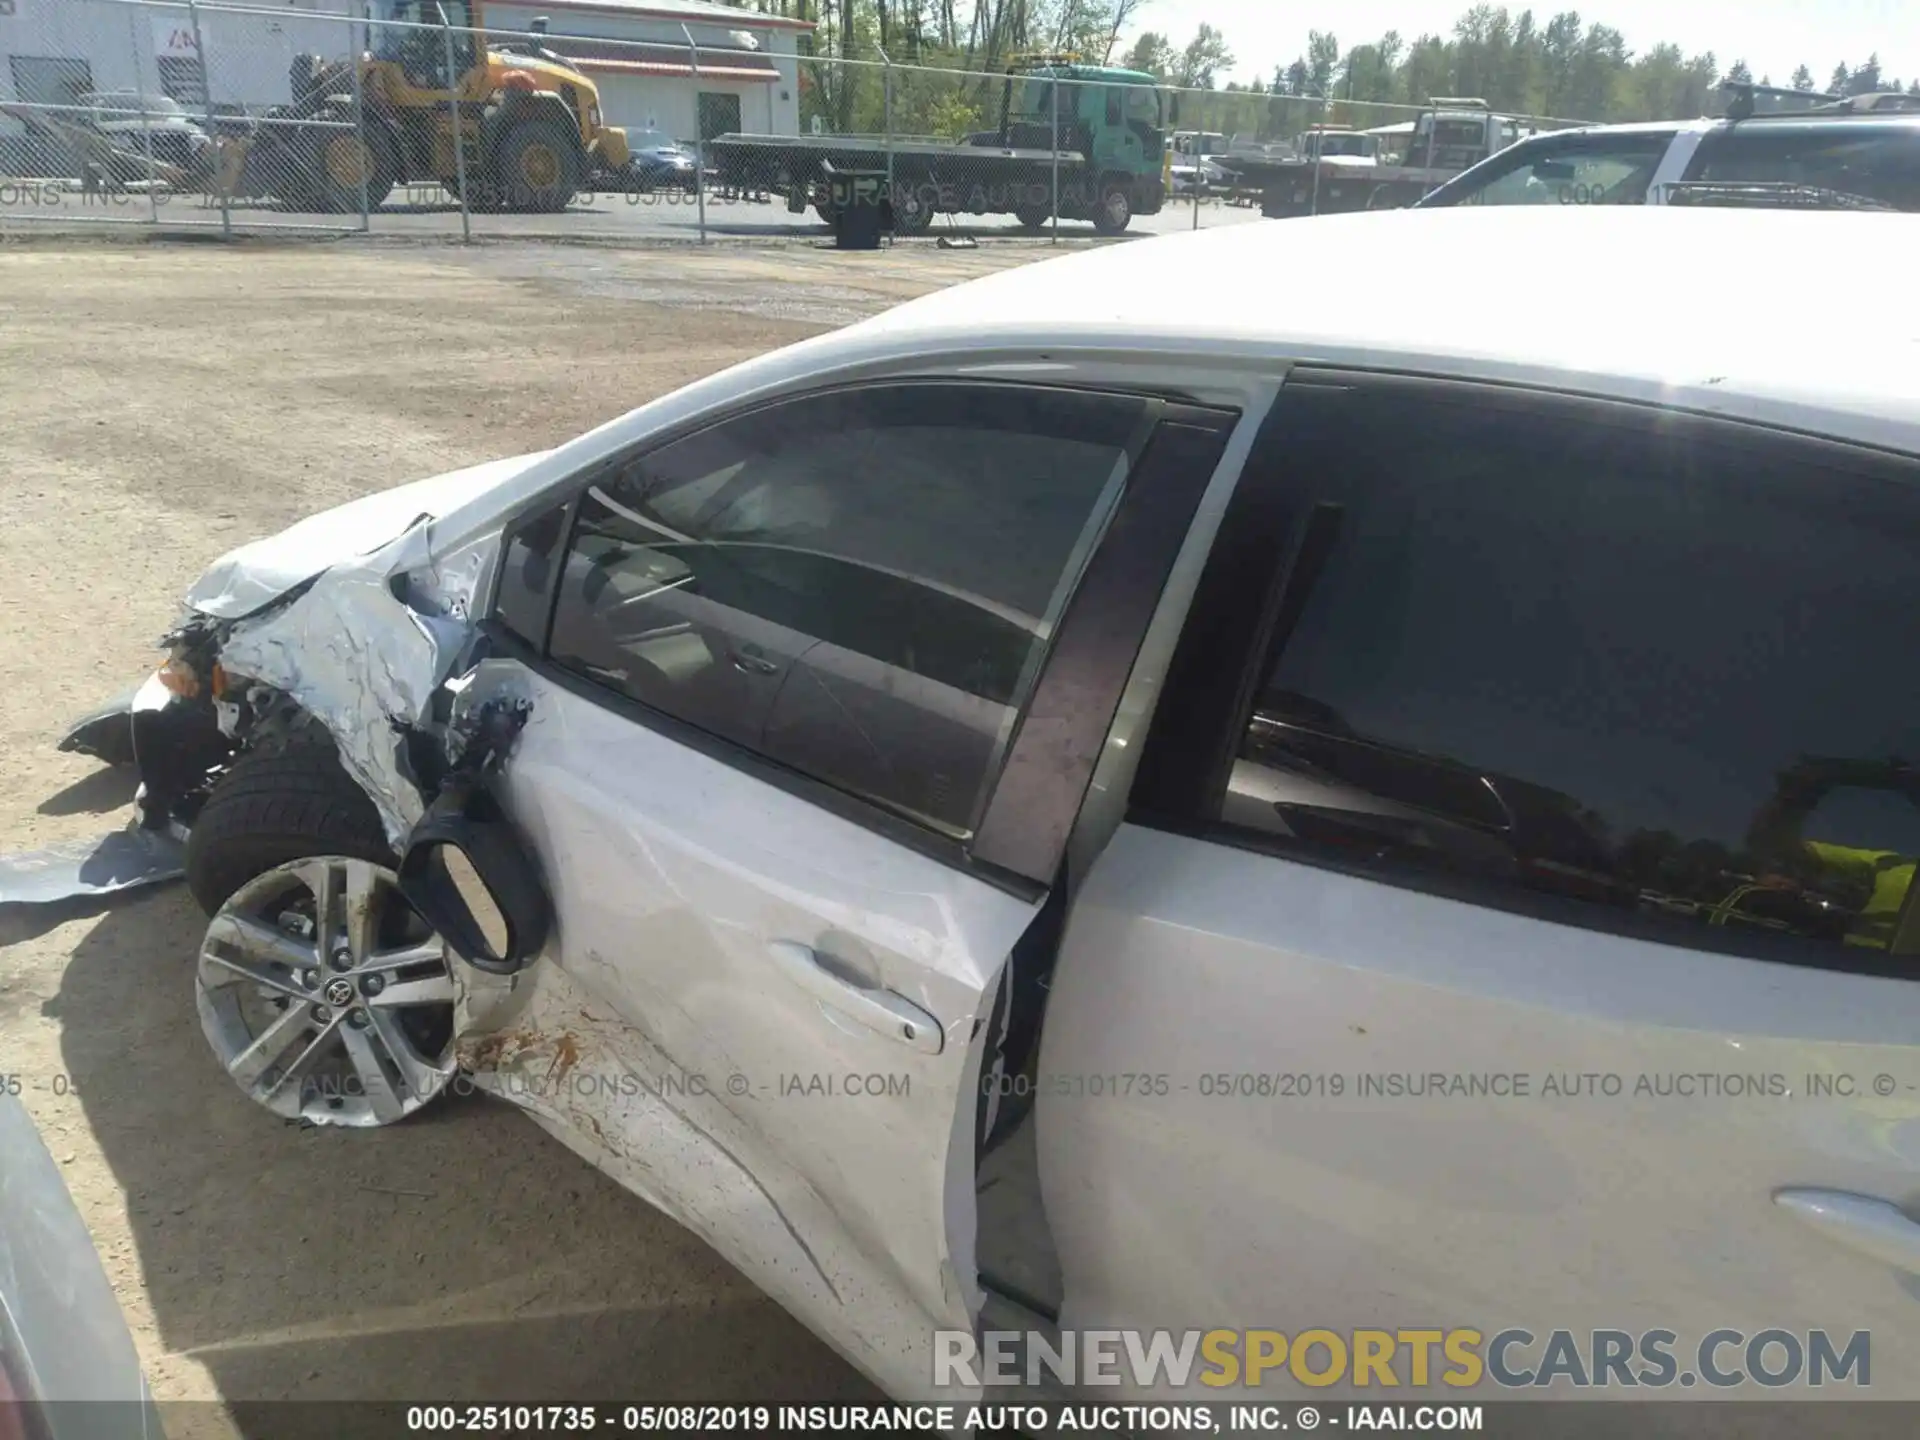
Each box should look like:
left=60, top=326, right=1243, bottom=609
left=1128, top=0, right=1920, bottom=91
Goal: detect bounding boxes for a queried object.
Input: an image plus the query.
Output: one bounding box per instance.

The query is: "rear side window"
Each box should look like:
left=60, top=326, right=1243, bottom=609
left=544, top=382, right=1146, bottom=836
left=1212, top=385, right=1920, bottom=968
left=1427, top=134, right=1670, bottom=206
left=1687, top=127, right=1920, bottom=209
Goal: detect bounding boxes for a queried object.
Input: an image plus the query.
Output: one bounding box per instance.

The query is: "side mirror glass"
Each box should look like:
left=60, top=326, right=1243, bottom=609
left=399, top=787, right=550, bottom=975
left=1534, top=159, right=1576, bottom=181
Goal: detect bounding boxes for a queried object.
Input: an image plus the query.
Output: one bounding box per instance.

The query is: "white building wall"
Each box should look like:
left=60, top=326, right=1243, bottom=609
left=2, top=0, right=800, bottom=140
left=486, top=2, right=799, bottom=140
left=0, top=0, right=358, bottom=123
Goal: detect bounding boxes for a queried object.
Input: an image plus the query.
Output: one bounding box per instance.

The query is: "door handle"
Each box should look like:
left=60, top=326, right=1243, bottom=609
left=731, top=646, right=781, bottom=676
left=767, top=941, right=944, bottom=1055
left=1775, top=1188, right=1920, bottom=1275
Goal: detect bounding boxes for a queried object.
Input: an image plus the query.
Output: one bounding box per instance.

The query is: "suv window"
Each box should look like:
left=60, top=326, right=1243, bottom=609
left=1211, top=384, right=1920, bottom=966
left=527, top=383, right=1145, bottom=836
left=1424, top=132, right=1671, bottom=206
left=1686, top=126, right=1920, bottom=210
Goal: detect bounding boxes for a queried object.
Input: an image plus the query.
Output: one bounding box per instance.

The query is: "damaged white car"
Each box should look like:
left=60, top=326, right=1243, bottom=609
left=54, top=208, right=1920, bottom=1404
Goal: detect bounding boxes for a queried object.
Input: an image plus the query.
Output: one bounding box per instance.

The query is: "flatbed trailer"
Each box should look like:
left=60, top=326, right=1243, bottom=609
left=1223, top=154, right=1459, bottom=217
left=704, top=131, right=1140, bottom=232
left=706, top=57, right=1169, bottom=235
left=1227, top=100, right=1529, bottom=218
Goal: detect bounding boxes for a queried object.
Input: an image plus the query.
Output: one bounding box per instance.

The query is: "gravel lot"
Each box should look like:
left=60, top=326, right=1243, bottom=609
left=0, top=235, right=1043, bottom=1436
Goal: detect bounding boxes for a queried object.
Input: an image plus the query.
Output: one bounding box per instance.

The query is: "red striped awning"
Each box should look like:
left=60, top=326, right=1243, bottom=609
left=539, top=35, right=779, bottom=82
left=576, top=57, right=776, bottom=81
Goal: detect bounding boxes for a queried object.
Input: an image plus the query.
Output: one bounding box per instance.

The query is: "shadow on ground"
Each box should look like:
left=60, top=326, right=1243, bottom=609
left=37, top=767, right=140, bottom=817
left=51, top=889, right=878, bottom=1426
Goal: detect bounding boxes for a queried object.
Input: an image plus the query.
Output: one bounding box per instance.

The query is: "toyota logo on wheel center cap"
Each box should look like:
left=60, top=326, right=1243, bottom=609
left=324, top=978, right=356, bottom=1008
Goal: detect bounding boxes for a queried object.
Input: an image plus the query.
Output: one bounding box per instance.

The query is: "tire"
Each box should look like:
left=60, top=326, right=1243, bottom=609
left=1091, top=178, right=1133, bottom=235
left=185, top=734, right=392, bottom=917
left=492, top=117, right=582, bottom=213
left=305, top=121, right=399, bottom=213
left=1013, top=204, right=1052, bottom=231
left=891, top=179, right=937, bottom=234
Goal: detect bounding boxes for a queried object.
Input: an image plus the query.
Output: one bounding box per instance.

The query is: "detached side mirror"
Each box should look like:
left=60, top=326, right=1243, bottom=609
left=399, top=785, right=550, bottom=975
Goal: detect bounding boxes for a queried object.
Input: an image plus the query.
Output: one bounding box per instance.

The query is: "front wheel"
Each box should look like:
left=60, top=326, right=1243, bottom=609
left=1013, top=204, right=1052, bottom=231
left=1091, top=180, right=1133, bottom=236
left=187, top=736, right=459, bottom=1128
left=295, top=121, right=399, bottom=213
left=492, top=118, right=581, bottom=213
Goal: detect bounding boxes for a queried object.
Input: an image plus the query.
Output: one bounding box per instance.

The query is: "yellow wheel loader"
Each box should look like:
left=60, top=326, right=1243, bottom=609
left=219, top=1, right=628, bottom=213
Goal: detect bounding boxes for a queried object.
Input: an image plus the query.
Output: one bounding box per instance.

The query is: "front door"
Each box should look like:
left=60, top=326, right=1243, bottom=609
left=1040, top=369, right=1920, bottom=1397
left=475, top=377, right=1237, bottom=1397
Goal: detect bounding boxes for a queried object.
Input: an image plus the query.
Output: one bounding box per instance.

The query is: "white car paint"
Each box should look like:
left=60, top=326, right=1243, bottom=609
left=145, top=209, right=1920, bottom=1409
left=1041, top=824, right=1920, bottom=1397
left=0, top=1096, right=162, bottom=1432
left=1644, top=119, right=1715, bottom=199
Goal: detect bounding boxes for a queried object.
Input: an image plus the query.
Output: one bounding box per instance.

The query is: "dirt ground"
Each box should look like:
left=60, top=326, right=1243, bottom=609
left=0, top=235, right=1044, bottom=1436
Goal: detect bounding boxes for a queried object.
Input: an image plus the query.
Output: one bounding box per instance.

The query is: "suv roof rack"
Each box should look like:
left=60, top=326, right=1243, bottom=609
left=1716, top=78, right=1918, bottom=120
left=1805, top=90, right=1920, bottom=114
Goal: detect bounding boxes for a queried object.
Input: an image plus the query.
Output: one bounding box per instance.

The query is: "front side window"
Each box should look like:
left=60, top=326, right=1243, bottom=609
left=1018, top=82, right=1054, bottom=120
left=1124, top=86, right=1160, bottom=123
left=1685, top=127, right=1920, bottom=210
left=1214, top=386, right=1920, bottom=966
left=1314, top=133, right=1372, bottom=158
left=373, top=1, right=476, bottom=81
left=1426, top=133, right=1670, bottom=206
left=541, top=383, right=1145, bottom=836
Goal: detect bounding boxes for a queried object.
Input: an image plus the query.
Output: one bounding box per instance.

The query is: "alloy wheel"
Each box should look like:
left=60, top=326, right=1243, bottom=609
left=196, top=857, right=457, bottom=1126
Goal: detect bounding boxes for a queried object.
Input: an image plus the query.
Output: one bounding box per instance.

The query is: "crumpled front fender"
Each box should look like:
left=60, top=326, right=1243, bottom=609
left=211, top=536, right=497, bottom=849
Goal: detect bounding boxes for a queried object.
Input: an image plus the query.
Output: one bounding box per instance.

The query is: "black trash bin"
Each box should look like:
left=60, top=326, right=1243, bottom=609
left=822, top=161, right=890, bottom=249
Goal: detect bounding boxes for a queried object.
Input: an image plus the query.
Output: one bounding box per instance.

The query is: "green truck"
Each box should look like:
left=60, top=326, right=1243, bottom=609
left=705, top=56, right=1169, bottom=235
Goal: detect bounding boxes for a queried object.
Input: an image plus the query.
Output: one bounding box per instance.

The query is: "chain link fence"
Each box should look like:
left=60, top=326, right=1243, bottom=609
left=0, top=0, right=1602, bottom=243
left=0, top=0, right=372, bottom=234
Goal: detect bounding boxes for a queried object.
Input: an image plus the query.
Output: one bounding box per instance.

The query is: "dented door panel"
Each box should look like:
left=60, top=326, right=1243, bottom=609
left=474, top=667, right=1036, bottom=1397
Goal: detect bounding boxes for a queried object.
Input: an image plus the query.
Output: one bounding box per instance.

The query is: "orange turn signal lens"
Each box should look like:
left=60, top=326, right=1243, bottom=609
left=156, top=658, right=199, bottom=699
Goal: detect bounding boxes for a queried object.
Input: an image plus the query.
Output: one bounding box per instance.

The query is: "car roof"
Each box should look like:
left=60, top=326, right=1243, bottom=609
left=1527, top=119, right=1693, bottom=138
left=1717, top=112, right=1920, bottom=137
left=842, top=208, right=1920, bottom=456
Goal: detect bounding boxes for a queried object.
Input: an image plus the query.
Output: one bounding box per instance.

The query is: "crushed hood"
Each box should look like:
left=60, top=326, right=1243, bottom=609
left=185, top=451, right=553, bottom=620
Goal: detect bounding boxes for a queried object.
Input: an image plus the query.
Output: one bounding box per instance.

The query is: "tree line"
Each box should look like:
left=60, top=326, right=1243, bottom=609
left=1187, top=7, right=1919, bottom=123
left=716, top=0, right=1914, bottom=127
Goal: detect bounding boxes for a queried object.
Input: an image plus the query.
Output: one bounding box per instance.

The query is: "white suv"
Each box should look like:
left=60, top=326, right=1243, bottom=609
left=1419, top=103, right=1920, bottom=209
left=65, top=208, right=1920, bottom=1405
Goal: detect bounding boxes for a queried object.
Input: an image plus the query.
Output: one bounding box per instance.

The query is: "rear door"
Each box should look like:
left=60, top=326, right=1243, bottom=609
left=1040, top=370, right=1920, bottom=1396
left=1680, top=119, right=1920, bottom=209
left=481, top=378, right=1240, bottom=1397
